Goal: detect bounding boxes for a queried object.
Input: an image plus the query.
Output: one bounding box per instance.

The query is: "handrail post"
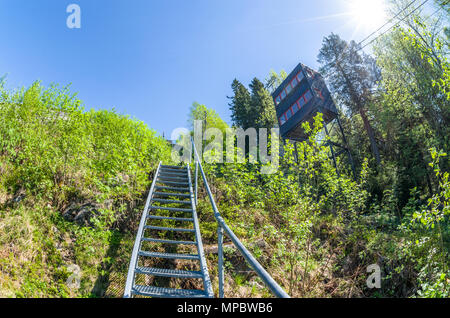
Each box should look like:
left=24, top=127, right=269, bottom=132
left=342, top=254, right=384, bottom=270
left=218, top=225, right=224, bottom=298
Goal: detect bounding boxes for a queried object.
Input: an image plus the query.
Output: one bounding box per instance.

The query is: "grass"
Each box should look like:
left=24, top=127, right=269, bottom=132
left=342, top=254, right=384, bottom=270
left=0, top=191, right=138, bottom=298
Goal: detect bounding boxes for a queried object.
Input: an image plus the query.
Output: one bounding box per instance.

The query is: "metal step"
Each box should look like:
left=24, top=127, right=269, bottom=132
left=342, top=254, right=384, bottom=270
left=138, top=251, right=199, bottom=260
left=161, top=165, right=186, bottom=169
left=159, top=169, right=187, bottom=176
left=141, top=237, right=196, bottom=245
left=156, top=177, right=189, bottom=185
left=132, top=285, right=208, bottom=298
left=153, top=192, right=190, bottom=198
left=124, top=162, right=214, bottom=299
left=147, top=215, right=194, bottom=222
left=159, top=169, right=187, bottom=177
left=160, top=167, right=185, bottom=172
left=155, top=185, right=190, bottom=192
left=159, top=175, right=188, bottom=180
left=145, top=225, right=195, bottom=233
left=156, top=180, right=189, bottom=186
left=150, top=206, right=192, bottom=213
left=151, top=198, right=191, bottom=205
left=159, top=171, right=186, bottom=176
left=135, top=267, right=203, bottom=279
left=159, top=172, right=188, bottom=177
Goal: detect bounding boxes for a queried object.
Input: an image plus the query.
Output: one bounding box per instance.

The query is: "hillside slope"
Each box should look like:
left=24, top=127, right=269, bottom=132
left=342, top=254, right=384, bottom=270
left=0, top=81, right=172, bottom=297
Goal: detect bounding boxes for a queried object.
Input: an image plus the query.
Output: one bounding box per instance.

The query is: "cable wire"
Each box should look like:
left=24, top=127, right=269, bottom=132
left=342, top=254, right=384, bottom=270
left=359, top=0, right=432, bottom=50
left=358, top=0, right=420, bottom=47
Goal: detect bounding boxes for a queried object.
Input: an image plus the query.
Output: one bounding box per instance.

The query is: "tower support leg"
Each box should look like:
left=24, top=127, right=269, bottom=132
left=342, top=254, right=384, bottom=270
left=336, top=115, right=356, bottom=180
left=324, top=122, right=340, bottom=177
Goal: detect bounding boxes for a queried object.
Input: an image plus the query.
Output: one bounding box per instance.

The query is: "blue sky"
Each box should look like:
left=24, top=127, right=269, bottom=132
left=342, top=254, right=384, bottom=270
left=0, top=0, right=416, bottom=138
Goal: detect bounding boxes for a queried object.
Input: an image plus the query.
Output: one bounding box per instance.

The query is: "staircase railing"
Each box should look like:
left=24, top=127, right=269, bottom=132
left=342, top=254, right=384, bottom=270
left=124, top=161, right=162, bottom=298
left=191, top=137, right=289, bottom=298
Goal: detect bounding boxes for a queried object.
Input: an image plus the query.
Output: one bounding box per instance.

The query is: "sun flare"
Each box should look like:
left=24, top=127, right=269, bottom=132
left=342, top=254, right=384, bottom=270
left=347, top=0, right=388, bottom=31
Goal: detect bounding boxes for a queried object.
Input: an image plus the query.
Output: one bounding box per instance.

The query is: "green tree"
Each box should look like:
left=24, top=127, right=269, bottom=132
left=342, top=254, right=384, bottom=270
left=188, top=102, right=229, bottom=133
left=249, top=78, right=277, bottom=128
left=229, top=77, right=277, bottom=129
left=229, top=79, right=252, bottom=129
left=265, top=69, right=287, bottom=94
left=318, top=33, right=382, bottom=166
left=371, top=11, right=449, bottom=203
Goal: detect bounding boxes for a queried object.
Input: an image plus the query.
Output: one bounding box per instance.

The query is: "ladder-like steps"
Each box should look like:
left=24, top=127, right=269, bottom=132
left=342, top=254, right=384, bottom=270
left=158, top=172, right=188, bottom=181
left=160, top=170, right=187, bottom=174
left=161, top=165, right=186, bottom=169
left=157, top=173, right=188, bottom=178
left=138, top=251, right=199, bottom=260
left=124, top=163, right=212, bottom=298
left=159, top=171, right=188, bottom=176
left=135, top=267, right=203, bottom=279
left=155, top=180, right=190, bottom=186
left=153, top=192, right=190, bottom=198
left=141, top=237, right=196, bottom=245
left=147, top=215, right=194, bottom=222
left=152, top=198, right=191, bottom=205
left=155, top=186, right=190, bottom=192
left=150, top=206, right=192, bottom=213
left=158, top=178, right=189, bottom=184
left=132, top=285, right=209, bottom=298
left=145, top=225, right=195, bottom=233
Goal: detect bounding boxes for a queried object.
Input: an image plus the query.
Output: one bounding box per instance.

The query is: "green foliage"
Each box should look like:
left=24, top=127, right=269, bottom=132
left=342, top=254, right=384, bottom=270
left=199, top=113, right=374, bottom=296
left=0, top=81, right=171, bottom=202
left=1, top=0, right=448, bottom=299
left=265, top=69, right=287, bottom=94
left=188, top=102, right=229, bottom=133
left=197, top=2, right=449, bottom=298
left=0, top=80, right=171, bottom=297
left=228, top=77, right=277, bottom=130
left=318, top=33, right=382, bottom=166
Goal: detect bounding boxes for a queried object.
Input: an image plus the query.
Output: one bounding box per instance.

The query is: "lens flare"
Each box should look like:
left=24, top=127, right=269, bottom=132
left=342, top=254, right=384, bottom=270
left=347, top=0, right=388, bottom=31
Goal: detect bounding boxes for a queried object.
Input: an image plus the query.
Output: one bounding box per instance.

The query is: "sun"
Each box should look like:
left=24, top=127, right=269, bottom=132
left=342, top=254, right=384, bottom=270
left=347, top=0, right=388, bottom=31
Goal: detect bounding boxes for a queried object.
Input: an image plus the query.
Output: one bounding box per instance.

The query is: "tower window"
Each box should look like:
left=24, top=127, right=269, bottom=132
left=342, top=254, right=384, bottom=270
left=286, top=109, right=292, bottom=119
left=304, top=90, right=312, bottom=102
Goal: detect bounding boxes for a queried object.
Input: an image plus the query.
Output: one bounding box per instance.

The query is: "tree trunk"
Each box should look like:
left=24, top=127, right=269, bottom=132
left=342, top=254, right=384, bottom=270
left=359, top=107, right=381, bottom=166
left=334, top=59, right=382, bottom=167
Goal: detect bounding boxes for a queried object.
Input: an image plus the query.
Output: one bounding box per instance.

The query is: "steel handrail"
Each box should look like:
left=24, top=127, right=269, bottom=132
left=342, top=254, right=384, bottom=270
left=191, top=137, right=289, bottom=298
left=123, top=161, right=162, bottom=298
left=186, top=164, right=214, bottom=297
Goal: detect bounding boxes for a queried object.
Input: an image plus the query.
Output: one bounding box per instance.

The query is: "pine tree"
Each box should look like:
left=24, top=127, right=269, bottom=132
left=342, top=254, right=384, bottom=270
left=229, top=79, right=252, bottom=129
left=249, top=78, right=277, bottom=128
left=229, top=78, right=277, bottom=129
left=318, top=33, right=382, bottom=166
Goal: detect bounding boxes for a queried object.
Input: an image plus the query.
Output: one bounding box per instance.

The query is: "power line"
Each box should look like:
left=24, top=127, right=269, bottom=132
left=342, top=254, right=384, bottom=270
left=358, top=0, right=420, bottom=47
left=360, top=0, right=448, bottom=51
left=329, top=0, right=445, bottom=67
left=359, top=0, right=431, bottom=50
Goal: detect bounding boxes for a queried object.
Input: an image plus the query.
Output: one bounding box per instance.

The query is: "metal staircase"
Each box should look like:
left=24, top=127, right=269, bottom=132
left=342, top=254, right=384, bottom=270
left=123, top=163, right=213, bottom=298
left=124, top=139, right=289, bottom=298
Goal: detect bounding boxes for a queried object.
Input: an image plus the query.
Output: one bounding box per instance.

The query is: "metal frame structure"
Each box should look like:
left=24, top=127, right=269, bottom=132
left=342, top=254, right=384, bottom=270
left=272, top=62, right=356, bottom=179
left=124, top=144, right=289, bottom=298
left=321, top=114, right=356, bottom=179
left=124, top=162, right=214, bottom=298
